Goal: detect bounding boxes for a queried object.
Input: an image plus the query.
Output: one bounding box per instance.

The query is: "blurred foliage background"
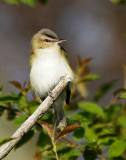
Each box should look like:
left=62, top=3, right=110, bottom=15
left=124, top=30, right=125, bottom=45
left=0, top=0, right=126, bottom=160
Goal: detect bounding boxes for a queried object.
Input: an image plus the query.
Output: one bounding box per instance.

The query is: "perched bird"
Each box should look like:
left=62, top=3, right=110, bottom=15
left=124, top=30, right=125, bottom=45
left=30, top=29, right=74, bottom=128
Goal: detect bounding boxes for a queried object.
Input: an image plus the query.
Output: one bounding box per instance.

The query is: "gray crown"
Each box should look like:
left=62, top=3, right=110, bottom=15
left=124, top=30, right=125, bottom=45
left=39, top=29, right=58, bottom=39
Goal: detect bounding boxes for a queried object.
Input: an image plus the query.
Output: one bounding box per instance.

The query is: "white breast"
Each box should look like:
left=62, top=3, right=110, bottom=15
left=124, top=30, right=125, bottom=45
left=30, top=48, right=74, bottom=97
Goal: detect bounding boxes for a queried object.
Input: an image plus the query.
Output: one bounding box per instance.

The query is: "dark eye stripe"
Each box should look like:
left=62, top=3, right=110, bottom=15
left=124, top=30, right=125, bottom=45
left=45, top=39, right=51, bottom=43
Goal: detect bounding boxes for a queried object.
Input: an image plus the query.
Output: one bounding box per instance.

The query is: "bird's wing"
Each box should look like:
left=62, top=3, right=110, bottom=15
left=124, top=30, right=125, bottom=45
left=29, top=51, right=35, bottom=67
left=66, top=86, right=71, bottom=104
left=60, top=46, right=68, bottom=60
left=60, top=47, right=72, bottom=104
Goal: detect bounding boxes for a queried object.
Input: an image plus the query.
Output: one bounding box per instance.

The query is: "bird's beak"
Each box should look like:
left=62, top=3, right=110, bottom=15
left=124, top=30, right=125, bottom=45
left=57, top=39, right=67, bottom=43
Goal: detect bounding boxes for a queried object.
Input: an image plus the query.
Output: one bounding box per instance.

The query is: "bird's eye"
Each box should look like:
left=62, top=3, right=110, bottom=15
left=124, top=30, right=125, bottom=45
left=45, top=39, right=51, bottom=43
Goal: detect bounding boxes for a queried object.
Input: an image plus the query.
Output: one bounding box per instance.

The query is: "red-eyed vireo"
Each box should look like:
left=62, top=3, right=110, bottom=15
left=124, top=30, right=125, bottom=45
left=30, top=29, right=74, bottom=128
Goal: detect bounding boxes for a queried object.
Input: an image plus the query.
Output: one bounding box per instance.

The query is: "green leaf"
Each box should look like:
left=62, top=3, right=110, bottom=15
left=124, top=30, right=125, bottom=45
left=109, top=140, right=126, bottom=158
left=120, top=93, right=126, bottom=99
left=58, top=147, right=73, bottom=157
left=7, top=110, right=16, bottom=120
left=85, top=127, right=98, bottom=142
left=67, top=113, right=84, bottom=124
left=14, top=114, right=28, bottom=126
left=68, top=156, right=79, bottom=160
left=112, top=156, right=125, bottom=160
left=38, top=0, right=48, bottom=4
left=0, top=95, right=19, bottom=104
left=15, top=130, right=34, bottom=149
left=105, top=104, right=122, bottom=121
left=77, top=74, right=101, bottom=83
left=73, top=127, right=85, bottom=141
left=58, top=147, right=81, bottom=159
left=0, top=107, right=4, bottom=117
left=2, top=0, right=19, bottom=5
left=37, top=131, right=51, bottom=148
left=83, top=148, right=97, bottom=160
left=29, top=105, right=38, bottom=114
left=20, top=0, right=35, bottom=6
left=94, top=80, right=116, bottom=101
left=67, top=111, right=93, bottom=123
left=28, top=101, right=40, bottom=114
left=0, top=137, right=13, bottom=146
left=110, top=0, right=120, bottom=5
left=17, top=94, right=27, bottom=109
left=40, top=111, right=53, bottom=124
left=67, top=113, right=92, bottom=126
left=113, top=88, right=126, bottom=96
left=98, top=137, right=116, bottom=147
left=110, top=0, right=125, bottom=5
left=98, top=128, right=117, bottom=139
left=81, top=141, right=97, bottom=147
left=117, top=116, right=126, bottom=129
left=0, top=86, right=2, bottom=94
left=78, top=102, right=105, bottom=118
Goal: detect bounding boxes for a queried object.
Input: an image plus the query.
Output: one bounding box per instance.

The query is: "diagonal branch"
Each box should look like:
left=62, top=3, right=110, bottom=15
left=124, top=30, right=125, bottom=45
left=0, top=75, right=71, bottom=160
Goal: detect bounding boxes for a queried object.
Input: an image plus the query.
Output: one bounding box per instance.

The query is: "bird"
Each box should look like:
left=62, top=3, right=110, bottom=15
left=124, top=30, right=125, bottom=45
left=30, top=29, right=74, bottom=128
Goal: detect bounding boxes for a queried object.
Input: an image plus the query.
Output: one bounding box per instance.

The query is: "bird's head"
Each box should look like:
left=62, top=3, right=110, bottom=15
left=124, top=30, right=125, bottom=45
left=31, top=29, right=66, bottom=50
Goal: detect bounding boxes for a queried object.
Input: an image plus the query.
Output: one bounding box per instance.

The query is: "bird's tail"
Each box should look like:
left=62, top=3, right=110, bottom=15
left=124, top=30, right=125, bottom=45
left=53, top=91, right=67, bottom=128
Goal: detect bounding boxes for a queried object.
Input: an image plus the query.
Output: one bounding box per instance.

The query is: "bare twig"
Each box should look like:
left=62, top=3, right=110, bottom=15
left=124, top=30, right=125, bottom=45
left=0, top=75, right=71, bottom=160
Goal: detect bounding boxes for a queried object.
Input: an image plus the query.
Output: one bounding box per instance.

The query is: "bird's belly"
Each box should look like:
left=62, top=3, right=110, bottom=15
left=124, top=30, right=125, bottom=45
left=30, top=56, right=73, bottom=97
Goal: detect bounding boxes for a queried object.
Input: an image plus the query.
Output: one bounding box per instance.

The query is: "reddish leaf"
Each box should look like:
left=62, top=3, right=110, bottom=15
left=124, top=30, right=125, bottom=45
left=9, top=81, right=23, bottom=92
left=78, top=56, right=93, bottom=66
left=38, top=120, right=53, bottom=139
left=78, top=56, right=83, bottom=65
left=83, top=57, right=94, bottom=64
left=31, top=90, right=38, bottom=101
left=34, top=151, right=41, bottom=160
left=55, top=124, right=82, bottom=143
left=23, top=80, right=27, bottom=89
left=27, top=81, right=31, bottom=90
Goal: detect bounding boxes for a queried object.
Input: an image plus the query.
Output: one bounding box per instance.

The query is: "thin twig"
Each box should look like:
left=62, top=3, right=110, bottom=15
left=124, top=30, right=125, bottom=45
left=0, top=75, right=71, bottom=160
left=62, top=136, right=85, bottom=152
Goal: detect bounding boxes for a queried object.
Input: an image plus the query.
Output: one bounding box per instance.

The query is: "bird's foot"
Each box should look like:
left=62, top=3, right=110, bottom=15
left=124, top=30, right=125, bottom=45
left=57, top=117, right=67, bottom=129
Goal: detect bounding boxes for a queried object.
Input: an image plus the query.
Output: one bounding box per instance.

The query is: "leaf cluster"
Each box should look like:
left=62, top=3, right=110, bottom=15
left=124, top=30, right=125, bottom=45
left=1, top=0, right=48, bottom=6
left=2, top=0, right=126, bottom=7
left=110, top=0, right=126, bottom=5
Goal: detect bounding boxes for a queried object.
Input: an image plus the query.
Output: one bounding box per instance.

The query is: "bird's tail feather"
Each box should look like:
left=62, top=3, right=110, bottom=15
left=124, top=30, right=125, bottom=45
left=53, top=91, right=67, bottom=128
